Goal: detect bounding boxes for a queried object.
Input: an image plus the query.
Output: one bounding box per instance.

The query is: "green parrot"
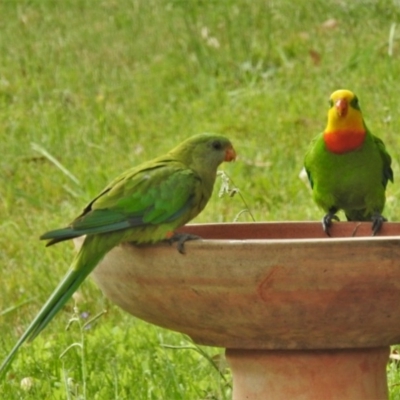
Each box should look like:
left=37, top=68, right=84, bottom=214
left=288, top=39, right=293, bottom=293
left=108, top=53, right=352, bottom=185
left=304, top=89, right=393, bottom=235
left=0, top=133, right=236, bottom=376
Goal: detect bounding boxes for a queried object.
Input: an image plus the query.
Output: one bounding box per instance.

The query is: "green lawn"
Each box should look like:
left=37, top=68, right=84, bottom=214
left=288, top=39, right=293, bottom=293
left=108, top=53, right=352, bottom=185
left=2, top=0, right=400, bottom=398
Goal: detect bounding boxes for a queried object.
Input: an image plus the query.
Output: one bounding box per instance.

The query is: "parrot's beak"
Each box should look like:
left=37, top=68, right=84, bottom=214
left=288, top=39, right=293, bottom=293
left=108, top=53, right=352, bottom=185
left=225, top=146, right=237, bottom=162
left=335, top=98, right=348, bottom=117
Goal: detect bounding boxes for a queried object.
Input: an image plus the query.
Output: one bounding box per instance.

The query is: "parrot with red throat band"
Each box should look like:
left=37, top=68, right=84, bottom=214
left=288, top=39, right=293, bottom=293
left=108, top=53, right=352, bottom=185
left=0, top=133, right=236, bottom=377
left=304, top=89, right=393, bottom=236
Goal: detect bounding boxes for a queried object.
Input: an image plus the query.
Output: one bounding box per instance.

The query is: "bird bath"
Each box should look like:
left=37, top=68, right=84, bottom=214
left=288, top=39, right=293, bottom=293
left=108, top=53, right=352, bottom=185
left=84, top=222, right=400, bottom=399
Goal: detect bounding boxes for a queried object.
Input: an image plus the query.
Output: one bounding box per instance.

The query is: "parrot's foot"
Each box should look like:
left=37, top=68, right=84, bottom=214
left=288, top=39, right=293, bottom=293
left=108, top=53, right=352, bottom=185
left=322, top=212, right=340, bottom=236
left=167, top=233, right=202, bottom=254
left=371, top=213, right=387, bottom=236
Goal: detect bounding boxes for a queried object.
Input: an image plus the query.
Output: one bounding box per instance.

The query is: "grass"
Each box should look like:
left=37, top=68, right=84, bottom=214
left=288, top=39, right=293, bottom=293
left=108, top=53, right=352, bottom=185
left=2, top=0, right=400, bottom=398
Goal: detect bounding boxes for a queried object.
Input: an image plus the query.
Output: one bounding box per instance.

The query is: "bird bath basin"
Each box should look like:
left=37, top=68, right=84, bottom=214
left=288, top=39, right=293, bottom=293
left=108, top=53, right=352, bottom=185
left=85, top=222, right=400, bottom=399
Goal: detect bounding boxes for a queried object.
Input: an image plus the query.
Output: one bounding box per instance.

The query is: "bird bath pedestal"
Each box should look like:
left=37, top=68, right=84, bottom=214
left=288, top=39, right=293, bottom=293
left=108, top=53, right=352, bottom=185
left=86, top=222, right=400, bottom=399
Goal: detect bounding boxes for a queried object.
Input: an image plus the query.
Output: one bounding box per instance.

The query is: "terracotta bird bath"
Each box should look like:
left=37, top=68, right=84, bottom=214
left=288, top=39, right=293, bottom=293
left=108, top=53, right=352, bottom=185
left=84, top=222, right=400, bottom=399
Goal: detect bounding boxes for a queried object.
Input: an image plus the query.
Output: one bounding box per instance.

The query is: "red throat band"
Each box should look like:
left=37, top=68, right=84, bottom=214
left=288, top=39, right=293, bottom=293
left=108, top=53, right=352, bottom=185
left=323, top=130, right=366, bottom=154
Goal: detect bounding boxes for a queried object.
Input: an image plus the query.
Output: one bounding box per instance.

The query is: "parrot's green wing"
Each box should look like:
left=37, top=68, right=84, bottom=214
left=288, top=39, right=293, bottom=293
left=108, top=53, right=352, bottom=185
left=41, top=159, right=201, bottom=245
left=304, top=134, right=320, bottom=190
left=373, top=134, right=393, bottom=188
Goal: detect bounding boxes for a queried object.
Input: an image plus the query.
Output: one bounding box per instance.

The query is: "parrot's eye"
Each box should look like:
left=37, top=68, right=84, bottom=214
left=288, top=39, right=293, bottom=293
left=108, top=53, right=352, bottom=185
left=211, top=140, right=222, bottom=150
left=329, top=99, right=334, bottom=107
left=351, top=96, right=360, bottom=109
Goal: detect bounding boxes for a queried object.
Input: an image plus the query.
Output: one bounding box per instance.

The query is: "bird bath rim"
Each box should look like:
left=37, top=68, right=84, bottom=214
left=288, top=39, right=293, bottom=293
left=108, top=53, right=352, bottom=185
left=175, top=220, right=400, bottom=241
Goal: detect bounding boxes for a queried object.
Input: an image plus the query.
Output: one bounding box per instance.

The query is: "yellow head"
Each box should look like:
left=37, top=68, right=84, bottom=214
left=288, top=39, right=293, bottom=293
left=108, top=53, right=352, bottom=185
left=323, top=89, right=366, bottom=154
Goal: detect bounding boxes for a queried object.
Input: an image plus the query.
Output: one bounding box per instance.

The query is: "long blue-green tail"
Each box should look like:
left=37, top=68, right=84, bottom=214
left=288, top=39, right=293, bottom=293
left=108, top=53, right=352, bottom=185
left=0, top=233, right=121, bottom=377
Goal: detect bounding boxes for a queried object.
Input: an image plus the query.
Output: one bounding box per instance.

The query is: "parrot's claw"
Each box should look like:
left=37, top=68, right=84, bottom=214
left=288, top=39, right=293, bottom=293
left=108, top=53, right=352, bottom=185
left=322, top=212, right=340, bottom=236
left=167, top=233, right=202, bottom=254
left=371, top=213, right=387, bottom=236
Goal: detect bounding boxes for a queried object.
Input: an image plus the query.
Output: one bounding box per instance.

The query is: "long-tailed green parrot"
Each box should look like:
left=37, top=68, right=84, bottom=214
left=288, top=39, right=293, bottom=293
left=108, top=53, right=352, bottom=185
left=304, top=89, right=393, bottom=235
left=0, top=133, right=236, bottom=376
